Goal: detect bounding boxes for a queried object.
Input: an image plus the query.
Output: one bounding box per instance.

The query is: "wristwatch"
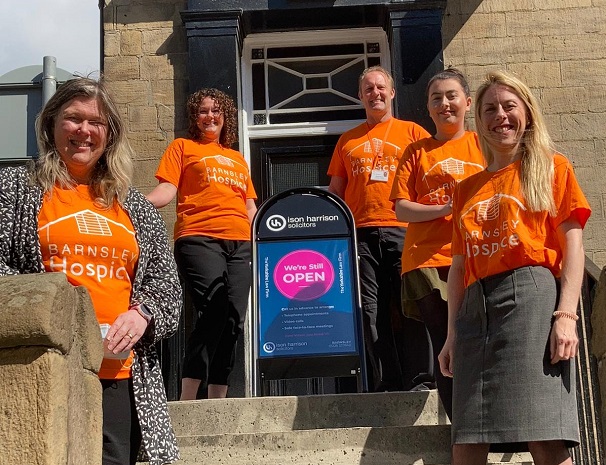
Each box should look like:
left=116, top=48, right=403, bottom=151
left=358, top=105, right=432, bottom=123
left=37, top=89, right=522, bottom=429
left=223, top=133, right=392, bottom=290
left=131, top=303, right=153, bottom=323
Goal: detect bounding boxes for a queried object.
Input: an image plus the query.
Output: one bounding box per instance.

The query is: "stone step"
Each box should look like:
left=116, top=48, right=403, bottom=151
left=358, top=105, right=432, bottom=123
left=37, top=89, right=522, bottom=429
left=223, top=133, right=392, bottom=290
left=169, top=390, right=450, bottom=436
left=175, top=429, right=533, bottom=465
left=164, top=390, right=534, bottom=465
left=176, top=425, right=451, bottom=465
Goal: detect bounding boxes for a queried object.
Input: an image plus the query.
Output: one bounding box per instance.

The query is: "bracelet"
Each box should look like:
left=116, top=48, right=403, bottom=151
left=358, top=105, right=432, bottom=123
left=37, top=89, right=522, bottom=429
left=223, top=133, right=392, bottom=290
left=552, top=310, right=579, bottom=321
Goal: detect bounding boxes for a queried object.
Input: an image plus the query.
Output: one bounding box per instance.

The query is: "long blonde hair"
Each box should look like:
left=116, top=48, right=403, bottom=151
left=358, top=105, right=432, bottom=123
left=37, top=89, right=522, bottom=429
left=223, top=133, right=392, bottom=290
left=34, top=77, right=133, bottom=207
left=475, top=70, right=556, bottom=215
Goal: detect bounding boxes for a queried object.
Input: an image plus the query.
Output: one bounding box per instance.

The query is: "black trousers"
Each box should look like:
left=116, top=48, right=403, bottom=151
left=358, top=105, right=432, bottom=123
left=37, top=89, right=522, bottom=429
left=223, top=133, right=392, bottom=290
left=175, top=236, right=251, bottom=392
left=356, top=226, right=431, bottom=391
left=101, top=378, right=141, bottom=465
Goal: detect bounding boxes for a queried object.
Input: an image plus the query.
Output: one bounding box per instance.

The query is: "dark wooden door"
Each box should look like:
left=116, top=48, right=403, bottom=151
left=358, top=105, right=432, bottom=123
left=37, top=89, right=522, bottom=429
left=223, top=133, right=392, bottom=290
left=249, top=135, right=340, bottom=205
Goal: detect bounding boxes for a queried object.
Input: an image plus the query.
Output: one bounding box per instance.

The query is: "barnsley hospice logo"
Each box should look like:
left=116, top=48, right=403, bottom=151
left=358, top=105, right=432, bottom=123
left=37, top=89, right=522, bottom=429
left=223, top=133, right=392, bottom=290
left=38, top=210, right=137, bottom=284
left=458, top=193, right=526, bottom=259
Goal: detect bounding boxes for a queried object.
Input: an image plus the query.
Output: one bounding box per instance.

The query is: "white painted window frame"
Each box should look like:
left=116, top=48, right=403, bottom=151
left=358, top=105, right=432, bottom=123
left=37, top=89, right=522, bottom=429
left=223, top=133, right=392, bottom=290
left=239, top=28, right=391, bottom=163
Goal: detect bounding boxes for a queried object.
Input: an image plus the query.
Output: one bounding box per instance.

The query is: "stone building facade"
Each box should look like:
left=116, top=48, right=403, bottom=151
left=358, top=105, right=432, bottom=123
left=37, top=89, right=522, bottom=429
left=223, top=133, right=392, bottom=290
left=101, top=0, right=606, bottom=266
left=101, top=6, right=606, bottom=448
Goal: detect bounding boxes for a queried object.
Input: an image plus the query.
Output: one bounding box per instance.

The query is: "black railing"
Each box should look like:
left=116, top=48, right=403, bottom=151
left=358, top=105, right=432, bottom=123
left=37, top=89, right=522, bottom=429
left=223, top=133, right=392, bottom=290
left=573, top=256, right=604, bottom=465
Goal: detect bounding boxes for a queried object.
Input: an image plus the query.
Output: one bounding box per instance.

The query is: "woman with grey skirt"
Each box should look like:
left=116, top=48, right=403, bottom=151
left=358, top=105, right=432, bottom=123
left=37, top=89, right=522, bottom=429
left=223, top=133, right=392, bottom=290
left=438, top=69, right=591, bottom=465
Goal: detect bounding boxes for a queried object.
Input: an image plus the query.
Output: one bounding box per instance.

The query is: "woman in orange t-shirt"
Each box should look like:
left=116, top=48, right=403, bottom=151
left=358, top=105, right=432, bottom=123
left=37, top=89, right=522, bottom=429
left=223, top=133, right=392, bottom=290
left=438, top=71, right=591, bottom=464
left=0, top=78, right=181, bottom=464
left=148, top=88, right=257, bottom=400
left=390, top=68, right=484, bottom=419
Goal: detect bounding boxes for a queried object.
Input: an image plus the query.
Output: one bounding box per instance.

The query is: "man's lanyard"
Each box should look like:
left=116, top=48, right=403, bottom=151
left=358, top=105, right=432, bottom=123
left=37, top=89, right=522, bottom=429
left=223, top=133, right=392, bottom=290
left=366, top=117, right=394, bottom=182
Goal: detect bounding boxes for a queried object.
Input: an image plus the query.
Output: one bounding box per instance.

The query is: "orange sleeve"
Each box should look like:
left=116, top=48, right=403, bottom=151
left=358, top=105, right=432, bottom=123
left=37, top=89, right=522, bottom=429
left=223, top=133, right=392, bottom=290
left=155, top=139, right=185, bottom=187
left=412, top=122, right=431, bottom=141
left=390, top=143, right=418, bottom=202
left=327, top=136, right=348, bottom=179
left=450, top=180, right=467, bottom=257
left=246, top=166, right=258, bottom=200
left=549, top=155, right=591, bottom=229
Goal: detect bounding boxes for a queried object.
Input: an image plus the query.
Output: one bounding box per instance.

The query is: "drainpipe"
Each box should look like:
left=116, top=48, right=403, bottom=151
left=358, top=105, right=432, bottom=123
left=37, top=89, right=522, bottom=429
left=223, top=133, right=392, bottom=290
left=42, top=56, right=57, bottom=106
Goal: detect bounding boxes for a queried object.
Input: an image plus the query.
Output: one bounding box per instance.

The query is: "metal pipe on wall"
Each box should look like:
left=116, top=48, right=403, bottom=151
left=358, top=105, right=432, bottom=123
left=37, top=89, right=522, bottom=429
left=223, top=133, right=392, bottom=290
left=42, top=56, right=57, bottom=106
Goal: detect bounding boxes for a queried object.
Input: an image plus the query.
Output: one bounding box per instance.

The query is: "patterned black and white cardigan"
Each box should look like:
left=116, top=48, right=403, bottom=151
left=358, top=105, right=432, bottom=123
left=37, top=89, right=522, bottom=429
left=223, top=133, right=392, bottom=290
left=0, top=166, right=181, bottom=465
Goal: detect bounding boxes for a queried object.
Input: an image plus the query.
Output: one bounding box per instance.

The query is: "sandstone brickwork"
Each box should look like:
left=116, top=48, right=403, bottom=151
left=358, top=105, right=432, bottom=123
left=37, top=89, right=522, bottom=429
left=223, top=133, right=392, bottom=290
left=101, top=0, right=606, bottom=267
left=103, top=0, right=187, bottom=233
left=443, top=0, right=606, bottom=266
left=0, top=273, right=103, bottom=465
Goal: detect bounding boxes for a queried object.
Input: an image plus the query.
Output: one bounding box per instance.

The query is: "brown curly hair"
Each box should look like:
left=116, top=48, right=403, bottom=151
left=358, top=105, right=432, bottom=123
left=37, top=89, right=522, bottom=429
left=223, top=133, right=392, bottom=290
left=187, top=88, right=238, bottom=147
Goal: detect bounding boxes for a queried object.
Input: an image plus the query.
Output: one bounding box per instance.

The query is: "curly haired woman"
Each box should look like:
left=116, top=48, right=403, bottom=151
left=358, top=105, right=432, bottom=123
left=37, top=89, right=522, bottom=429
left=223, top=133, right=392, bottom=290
left=147, top=88, right=257, bottom=400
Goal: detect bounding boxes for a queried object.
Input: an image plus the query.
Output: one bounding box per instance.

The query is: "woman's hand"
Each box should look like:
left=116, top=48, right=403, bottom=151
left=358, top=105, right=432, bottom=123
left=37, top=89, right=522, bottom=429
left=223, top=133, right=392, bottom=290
left=438, top=336, right=455, bottom=378
left=549, top=316, right=579, bottom=364
left=105, top=308, right=149, bottom=355
left=439, top=255, right=465, bottom=379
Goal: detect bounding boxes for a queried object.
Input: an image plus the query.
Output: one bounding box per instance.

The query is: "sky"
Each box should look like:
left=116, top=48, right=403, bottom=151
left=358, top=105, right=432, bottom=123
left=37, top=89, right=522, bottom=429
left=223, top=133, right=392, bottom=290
left=0, top=0, right=101, bottom=78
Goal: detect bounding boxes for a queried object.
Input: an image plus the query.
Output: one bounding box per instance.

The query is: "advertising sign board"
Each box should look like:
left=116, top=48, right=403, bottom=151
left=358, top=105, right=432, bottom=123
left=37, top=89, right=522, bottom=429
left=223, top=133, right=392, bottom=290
left=250, top=188, right=366, bottom=395
left=257, top=238, right=357, bottom=358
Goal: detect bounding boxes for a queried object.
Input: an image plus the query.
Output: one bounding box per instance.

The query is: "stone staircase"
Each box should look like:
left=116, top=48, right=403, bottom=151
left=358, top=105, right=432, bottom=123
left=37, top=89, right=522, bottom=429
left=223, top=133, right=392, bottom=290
left=166, top=390, right=534, bottom=465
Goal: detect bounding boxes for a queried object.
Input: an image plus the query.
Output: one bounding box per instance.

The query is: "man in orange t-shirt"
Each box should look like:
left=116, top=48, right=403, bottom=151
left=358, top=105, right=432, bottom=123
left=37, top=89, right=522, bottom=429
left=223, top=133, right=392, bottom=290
left=327, top=66, right=431, bottom=392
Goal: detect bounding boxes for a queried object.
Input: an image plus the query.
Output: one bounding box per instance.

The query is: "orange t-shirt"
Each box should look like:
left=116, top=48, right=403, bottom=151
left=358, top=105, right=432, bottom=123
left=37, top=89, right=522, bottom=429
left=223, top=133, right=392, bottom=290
left=327, top=118, right=429, bottom=227
left=390, top=131, right=485, bottom=273
left=38, top=185, right=139, bottom=380
left=451, top=154, right=591, bottom=287
left=155, top=138, right=257, bottom=241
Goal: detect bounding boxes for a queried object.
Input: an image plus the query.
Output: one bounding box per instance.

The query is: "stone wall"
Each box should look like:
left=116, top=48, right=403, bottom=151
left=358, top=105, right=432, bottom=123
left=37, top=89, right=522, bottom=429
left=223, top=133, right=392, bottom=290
left=101, top=0, right=606, bottom=267
left=442, top=0, right=606, bottom=266
left=103, top=0, right=188, bottom=231
left=0, top=273, right=103, bottom=465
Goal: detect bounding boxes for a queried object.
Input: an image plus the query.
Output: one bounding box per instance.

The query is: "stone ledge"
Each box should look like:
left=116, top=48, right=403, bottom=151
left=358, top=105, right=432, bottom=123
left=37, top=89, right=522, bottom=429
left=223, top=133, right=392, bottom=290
left=0, top=273, right=76, bottom=353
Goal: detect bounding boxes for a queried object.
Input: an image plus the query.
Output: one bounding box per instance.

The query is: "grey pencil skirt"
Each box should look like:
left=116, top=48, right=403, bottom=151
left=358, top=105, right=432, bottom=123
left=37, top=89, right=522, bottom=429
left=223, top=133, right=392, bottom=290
left=452, top=265, right=580, bottom=448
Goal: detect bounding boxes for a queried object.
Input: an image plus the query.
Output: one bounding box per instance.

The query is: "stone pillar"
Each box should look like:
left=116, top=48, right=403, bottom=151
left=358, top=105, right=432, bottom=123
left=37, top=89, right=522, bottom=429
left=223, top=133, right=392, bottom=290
left=386, top=7, right=445, bottom=132
left=0, top=273, right=103, bottom=465
left=180, top=9, right=243, bottom=101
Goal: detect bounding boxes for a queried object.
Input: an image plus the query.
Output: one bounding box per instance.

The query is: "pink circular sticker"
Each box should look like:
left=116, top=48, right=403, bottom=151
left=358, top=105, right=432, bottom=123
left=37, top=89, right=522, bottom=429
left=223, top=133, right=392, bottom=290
left=273, top=249, right=335, bottom=301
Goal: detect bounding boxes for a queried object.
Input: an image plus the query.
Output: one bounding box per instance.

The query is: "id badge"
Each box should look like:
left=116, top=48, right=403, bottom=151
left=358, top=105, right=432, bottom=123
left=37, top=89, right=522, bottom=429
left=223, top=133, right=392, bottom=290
left=100, top=323, right=130, bottom=359
left=370, top=169, right=389, bottom=182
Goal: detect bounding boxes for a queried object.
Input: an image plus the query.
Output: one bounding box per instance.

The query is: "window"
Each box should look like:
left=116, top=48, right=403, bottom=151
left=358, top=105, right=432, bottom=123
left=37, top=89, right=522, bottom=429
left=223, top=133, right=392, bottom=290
left=242, top=29, right=390, bottom=135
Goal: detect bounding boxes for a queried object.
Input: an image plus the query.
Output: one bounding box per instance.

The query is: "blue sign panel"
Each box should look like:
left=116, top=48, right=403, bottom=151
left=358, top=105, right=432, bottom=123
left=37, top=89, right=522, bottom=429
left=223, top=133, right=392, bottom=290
left=257, top=237, right=357, bottom=358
